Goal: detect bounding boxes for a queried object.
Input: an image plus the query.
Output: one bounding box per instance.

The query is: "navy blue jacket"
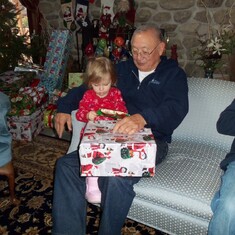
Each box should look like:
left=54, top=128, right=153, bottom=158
left=57, top=56, right=189, bottom=143
left=217, top=99, right=235, bottom=170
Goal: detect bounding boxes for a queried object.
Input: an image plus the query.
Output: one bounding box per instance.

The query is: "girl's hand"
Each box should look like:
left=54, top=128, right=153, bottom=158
left=87, top=111, right=98, bottom=121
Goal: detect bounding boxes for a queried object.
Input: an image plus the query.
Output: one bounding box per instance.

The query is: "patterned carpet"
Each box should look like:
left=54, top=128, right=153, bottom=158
left=0, top=135, right=162, bottom=235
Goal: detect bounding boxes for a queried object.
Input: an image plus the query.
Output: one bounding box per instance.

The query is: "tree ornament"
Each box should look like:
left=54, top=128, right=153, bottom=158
left=95, top=38, right=107, bottom=56
left=84, top=42, right=94, bottom=58
left=114, top=36, right=124, bottom=47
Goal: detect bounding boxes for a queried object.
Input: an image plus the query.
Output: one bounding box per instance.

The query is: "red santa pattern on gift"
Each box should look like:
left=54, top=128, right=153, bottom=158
left=52, top=57, right=58, bottom=64
left=95, top=144, right=111, bottom=161
left=82, top=143, right=112, bottom=167
left=142, top=167, right=155, bottom=177
left=81, top=164, right=98, bottom=176
left=112, top=167, right=128, bottom=176
left=55, top=46, right=61, bottom=53
left=83, top=132, right=96, bottom=140
left=50, top=68, right=55, bottom=74
left=120, top=143, right=149, bottom=160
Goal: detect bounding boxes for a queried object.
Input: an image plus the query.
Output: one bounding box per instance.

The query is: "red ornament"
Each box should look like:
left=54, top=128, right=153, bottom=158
left=114, top=36, right=125, bottom=47
left=112, top=48, right=121, bottom=59
left=85, top=43, right=94, bottom=57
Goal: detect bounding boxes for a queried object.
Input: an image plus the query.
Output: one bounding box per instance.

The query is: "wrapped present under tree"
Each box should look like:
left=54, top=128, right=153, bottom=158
left=7, top=107, right=45, bottom=141
left=0, top=71, right=35, bottom=96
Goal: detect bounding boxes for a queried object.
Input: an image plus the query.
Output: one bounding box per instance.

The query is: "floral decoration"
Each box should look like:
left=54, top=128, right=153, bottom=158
left=193, top=1, right=235, bottom=72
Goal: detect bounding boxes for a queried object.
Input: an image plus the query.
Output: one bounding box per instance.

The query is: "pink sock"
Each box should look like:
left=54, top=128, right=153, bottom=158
left=85, top=177, right=101, bottom=203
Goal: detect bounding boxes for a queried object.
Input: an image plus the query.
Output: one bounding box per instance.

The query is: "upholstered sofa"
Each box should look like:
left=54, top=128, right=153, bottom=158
left=69, top=77, right=235, bottom=235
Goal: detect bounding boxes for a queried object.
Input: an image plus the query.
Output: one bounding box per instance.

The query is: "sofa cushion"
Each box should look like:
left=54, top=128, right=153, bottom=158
left=173, top=78, right=235, bottom=152
left=129, top=140, right=226, bottom=234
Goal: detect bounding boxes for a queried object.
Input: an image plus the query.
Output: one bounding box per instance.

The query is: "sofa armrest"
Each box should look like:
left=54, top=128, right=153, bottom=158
left=67, top=110, right=86, bottom=154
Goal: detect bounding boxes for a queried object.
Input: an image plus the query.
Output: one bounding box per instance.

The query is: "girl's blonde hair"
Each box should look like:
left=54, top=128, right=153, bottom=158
left=83, top=56, right=117, bottom=88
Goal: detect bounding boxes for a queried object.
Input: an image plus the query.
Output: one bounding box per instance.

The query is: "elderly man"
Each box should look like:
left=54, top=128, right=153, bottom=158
left=52, top=24, right=189, bottom=235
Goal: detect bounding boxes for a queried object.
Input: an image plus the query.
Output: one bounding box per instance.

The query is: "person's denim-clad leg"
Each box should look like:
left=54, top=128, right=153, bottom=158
left=52, top=150, right=87, bottom=235
left=52, top=150, right=141, bottom=235
left=98, top=176, right=141, bottom=235
left=208, top=161, right=235, bottom=235
left=52, top=138, right=168, bottom=235
left=0, top=92, right=12, bottom=167
left=97, top=139, right=168, bottom=235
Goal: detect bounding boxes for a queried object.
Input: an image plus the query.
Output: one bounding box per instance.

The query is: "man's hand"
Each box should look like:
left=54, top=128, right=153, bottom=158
left=113, top=114, right=147, bottom=135
left=54, top=113, right=72, bottom=138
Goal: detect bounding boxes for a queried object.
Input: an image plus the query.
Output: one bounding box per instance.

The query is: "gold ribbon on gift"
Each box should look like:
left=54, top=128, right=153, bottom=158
left=43, top=104, right=57, bottom=128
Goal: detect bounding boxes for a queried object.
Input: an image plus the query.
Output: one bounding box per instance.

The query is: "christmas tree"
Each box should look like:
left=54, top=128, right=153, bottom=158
left=0, top=0, right=30, bottom=73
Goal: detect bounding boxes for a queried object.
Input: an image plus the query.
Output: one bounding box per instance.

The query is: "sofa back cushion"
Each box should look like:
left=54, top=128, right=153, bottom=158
left=173, top=77, right=235, bottom=152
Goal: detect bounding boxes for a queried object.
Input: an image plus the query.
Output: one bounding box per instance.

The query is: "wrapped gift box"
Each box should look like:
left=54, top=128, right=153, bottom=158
left=49, top=89, right=68, bottom=105
left=0, top=71, right=35, bottom=95
left=8, top=86, right=48, bottom=117
left=68, top=73, right=83, bottom=88
left=39, top=30, right=72, bottom=96
left=79, top=120, right=157, bottom=177
left=7, top=107, right=45, bottom=141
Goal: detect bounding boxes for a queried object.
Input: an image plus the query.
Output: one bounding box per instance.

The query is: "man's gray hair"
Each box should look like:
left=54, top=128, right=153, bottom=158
left=131, top=24, right=164, bottom=42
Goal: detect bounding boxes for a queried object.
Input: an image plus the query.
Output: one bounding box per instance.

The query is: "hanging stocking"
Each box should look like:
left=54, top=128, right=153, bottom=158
left=98, top=0, right=115, bottom=41
left=75, top=0, right=92, bottom=52
left=100, top=0, right=115, bottom=22
left=61, top=0, right=76, bottom=31
left=75, top=0, right=89, bottom=24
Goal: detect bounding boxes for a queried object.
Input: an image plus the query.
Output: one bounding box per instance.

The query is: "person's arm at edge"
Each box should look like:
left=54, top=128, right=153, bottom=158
left=55, top=84, right=87, bottom=138
left=217, top=99, right=235, bottom=136
left=57, top=84, right=87, bottom=113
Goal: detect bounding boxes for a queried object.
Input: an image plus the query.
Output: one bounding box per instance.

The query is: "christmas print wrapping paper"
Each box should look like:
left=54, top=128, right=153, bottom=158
left=7, top=107, right=45, bottom=141
left=39, top=30, right=72, bottom=96
left=79, top=120, right=157, bottom=177
left=0, top=71, right=35, bottom=95
left=43, top=104, right=57, bottom=128
left=8, top=86, right=48, bottom=117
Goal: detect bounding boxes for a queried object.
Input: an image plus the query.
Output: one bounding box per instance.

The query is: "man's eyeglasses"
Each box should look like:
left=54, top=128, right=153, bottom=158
left=131, top=43, right=160, bottom=58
